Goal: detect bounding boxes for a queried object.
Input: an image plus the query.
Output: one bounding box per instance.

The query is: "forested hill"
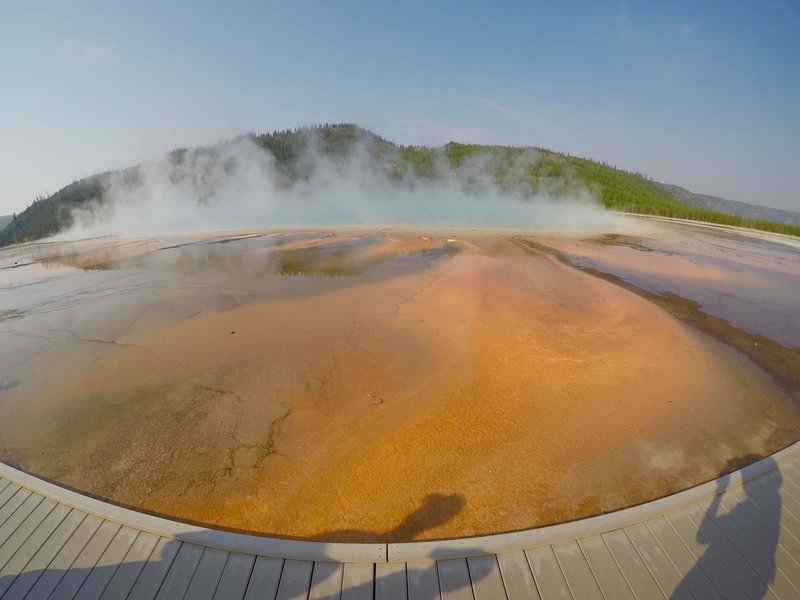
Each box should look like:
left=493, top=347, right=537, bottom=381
left=0, top=215, right=11, bottom=229
left=658, top=183, right=800, bottom=227
left=2, top=123, right=799, bottom=246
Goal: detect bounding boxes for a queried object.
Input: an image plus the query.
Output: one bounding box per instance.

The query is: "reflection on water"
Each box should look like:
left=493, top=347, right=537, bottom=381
left=572, top=224, right=800, bottom=348
left=0, top=224, right=799, bottom=541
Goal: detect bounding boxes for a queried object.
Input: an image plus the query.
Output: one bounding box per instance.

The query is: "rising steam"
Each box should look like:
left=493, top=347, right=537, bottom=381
left=65, top=130, right=627, bottom=238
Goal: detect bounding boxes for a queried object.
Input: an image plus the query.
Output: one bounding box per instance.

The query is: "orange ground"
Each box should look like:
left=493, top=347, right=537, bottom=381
left=3, top=229, right=799, bottom=541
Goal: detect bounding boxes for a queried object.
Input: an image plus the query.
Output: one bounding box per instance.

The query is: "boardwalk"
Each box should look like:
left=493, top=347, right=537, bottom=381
left=1, top=442, right=800, bottom=599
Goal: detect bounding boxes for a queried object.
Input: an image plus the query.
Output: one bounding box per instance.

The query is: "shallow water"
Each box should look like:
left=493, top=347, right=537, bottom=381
left=0, top=224, right=798, bottom=541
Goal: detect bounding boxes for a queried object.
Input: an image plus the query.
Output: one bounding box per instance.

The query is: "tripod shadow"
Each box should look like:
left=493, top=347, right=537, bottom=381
left=671, top=455, right=782, bottom=600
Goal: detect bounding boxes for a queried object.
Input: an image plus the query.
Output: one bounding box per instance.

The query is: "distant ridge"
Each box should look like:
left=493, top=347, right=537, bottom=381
left=658, top=183, right=800, bottom=228
left=2, top=123, right=799, bottom=246
left=0, top=215, right=11, bottom=229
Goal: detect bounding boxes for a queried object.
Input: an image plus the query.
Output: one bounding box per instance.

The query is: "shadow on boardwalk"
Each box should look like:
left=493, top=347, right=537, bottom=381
left=672, top=455, right=782, bottom=600
left=0, top=493, right=487, bottom=599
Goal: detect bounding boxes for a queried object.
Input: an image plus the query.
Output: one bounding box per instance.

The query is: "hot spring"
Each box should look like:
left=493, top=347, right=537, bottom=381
left=0, top=220, right=798, bottom=542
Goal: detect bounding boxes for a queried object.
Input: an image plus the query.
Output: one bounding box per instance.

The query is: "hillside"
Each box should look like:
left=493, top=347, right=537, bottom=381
left=658, top=183, right=800, bottom=227
left=2, top=123, right=799, bottom=246
left=0, top=215, right=11, bottom=229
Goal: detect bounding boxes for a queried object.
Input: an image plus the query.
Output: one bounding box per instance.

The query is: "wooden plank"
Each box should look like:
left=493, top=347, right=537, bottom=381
left=752, top=470, right=800, bottom=543
left=407, top=558, right=441, bottom=600
left=127, top=538, right=182, bottom=600
left=276, top=558, right=314, bottom=600
left=0, top=490, right=40, bottom=545
left=619, top=524, right=684, bottom=600
left=717, top=483, right=800, bottom=598
left=0, top=482, right=22, bottom=516
left=184, top=546, right=231, bottom=600
left=741, top=475, right=800, bottom=591
left=682, top=502, right=775, bottom=600
left=468, top=554, right=507, bottom=599
left=497, top=550, right=540, bottom=600
left=99, top=531, right=160, bottom=600
left=73, top=525, right=141, bottom=600
left=13, top=513, right=103, bottom=600
left=645, top=516, right=722, bottom=600
left=309, top=560, right=343, bottom=600
left=777, top=467, right=800, bottom=504
left=525, top=546, right=572, bottom=600
left=342, top=561, right=375, bottom=600
left=437, top=558, right=473, bottom=600
left=375, top=561, right=407, bottom=600
left=576, top=536, right=635, bottom=600
left=665, top=508, right=749, bottom=599
left=553, top=540, right=603, bottom=600
left=243, top=555, right=284, bottom=600
left=0, top=508, right=85, bottom=599
left=214, top=552, right=256, bottom=600
left=0, top=498, right=63, bottom=572
left=0, top=478, right=10, bottom=498
left=47, top=519, right=122, bottom=600
left=153, top=541, right=205, bottom=600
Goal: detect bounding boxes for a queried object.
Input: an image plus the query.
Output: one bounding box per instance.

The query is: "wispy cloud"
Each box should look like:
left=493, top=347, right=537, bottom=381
left=59, top=36, right=121, bottom=66
left=679, top=23, right=697, bottom=35
left=380, top=115, right=509, bottom=146
left=466, top=93, right=538, bottom=124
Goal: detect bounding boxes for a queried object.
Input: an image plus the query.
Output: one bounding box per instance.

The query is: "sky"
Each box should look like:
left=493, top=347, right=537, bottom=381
left=1, top=0, right=798, bottom=215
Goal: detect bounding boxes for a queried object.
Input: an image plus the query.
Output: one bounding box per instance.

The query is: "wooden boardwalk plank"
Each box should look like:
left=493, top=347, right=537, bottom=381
left=497, top=550, right=540, bottom=600
left=576, top=535, right=635, bottom=600
left=468, top=554, right=507, bottom=599
left=13, top=513, right=103, bottom=600
left=0, top=490, right=39, bottom=545
left=0, top=482, right=22, bottom=516
left=0, top=498, right=62, bottom=572
left=619, top=524, right=683, bottom=600
left=777, top=467, right=800, bottom=505
left=243, top=555, right=284, bottom=600
left=47, top=519, right=122, bottom=600
left=682, top=502, right=776, bottom=600
left=153, top=541, right=205, bottom=600
left=184, top=546, right=231, bottom=600
left=752, top=470, right=800, bottom=544
left=342, top=561, right=375, bottom=600
left=525, top=546, right=572, bottom=600
left=214, top=552, right=256, bottom=600
left=75, top=525, right=142, bottom=600
left=714, top=485, right=800, bottom=598
left=436, top=558, right=473, bottom=600
left=276, top=559, right=314, bottom=600
left=407, top=558, right=441, bottom=600
left=645, top=515, right=723, bottom=600
left=552, top=540, right=603, bottom=600
left=665, top=507, right=749, bottom=599
left=99, top=531, right=160, bottom=600
left=375, top=561, right=406, bottom=600
left=309, top=560, right=344, bottom=600
left=743, top=475, right=800, bottom=590
left=127, top=538, right=182, bottom=600
left=600, top=529, right=664, bottom=600
left=786, top=461, right=800, bottom=483
left=0, top=507, right=85, bottom=599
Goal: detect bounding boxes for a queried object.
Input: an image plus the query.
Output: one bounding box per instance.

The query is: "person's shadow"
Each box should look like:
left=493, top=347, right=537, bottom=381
left=309, top=492, right=467, bottom=543
left=672, top=455, right=782, bottom=599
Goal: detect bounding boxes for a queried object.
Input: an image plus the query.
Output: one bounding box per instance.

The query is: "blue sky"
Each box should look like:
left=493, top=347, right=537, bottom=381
left=1, top=1, right=798, bottom=214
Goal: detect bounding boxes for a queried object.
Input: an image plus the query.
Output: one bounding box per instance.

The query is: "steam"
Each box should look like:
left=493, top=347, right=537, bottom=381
left=65, top=131, right=629, bottom=238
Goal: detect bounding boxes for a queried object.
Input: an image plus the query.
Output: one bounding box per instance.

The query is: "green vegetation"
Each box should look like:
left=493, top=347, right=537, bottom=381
left=0, top=175, right=107, bottom=246
left=2, top=123, right=799, bottom=247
